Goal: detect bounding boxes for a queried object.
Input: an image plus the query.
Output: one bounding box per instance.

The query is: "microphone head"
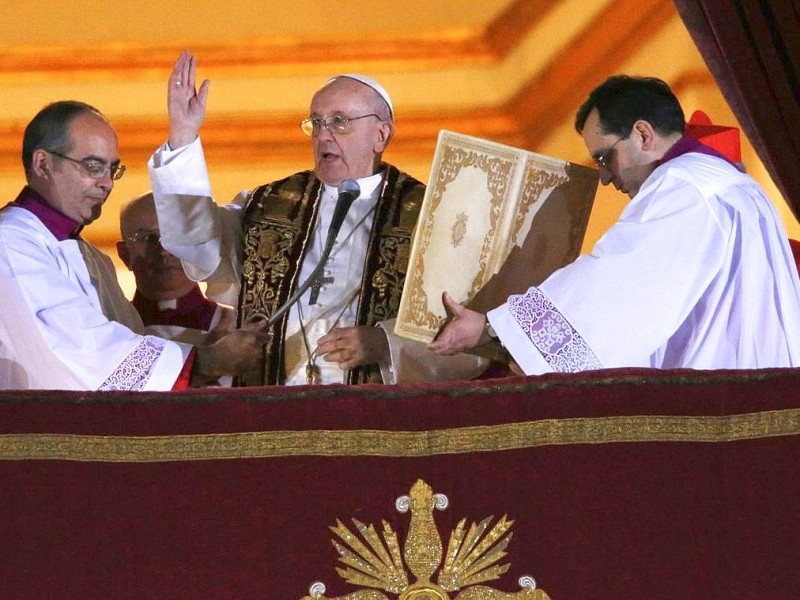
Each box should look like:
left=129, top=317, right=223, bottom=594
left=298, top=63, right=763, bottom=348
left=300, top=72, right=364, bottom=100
left=337, top=179, right=361, bottom=200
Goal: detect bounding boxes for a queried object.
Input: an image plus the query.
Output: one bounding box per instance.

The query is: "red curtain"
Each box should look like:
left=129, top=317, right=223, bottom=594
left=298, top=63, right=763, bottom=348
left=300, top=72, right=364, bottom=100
left=674, top=0, right=800, bottom=222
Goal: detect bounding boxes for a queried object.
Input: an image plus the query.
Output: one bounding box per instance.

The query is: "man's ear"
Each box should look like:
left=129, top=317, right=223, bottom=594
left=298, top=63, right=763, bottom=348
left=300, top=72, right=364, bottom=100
left=31, top=149, right=51, bottom=178
left=116, top=240, right=133, bottom=270
left=632, top=119, right=658, bottom=151
left=374, top=121, right=394, bottom=153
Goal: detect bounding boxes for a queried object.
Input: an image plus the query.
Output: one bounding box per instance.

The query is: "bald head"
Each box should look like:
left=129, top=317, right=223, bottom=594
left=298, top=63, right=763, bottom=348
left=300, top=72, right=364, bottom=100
left=119, top=191, right=156, bottom=239
left=117, top=191, right=196, bottom=301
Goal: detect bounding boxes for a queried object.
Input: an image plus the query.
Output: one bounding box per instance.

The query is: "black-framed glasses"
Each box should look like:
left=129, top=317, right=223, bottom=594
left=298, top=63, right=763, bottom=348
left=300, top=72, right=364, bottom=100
left=300, top=113, right=382, bottom=137
left=47, top=150, right=126, bottom=181
left=125, top=231, right=161, bottom=245
left=594, top=134, right=629, bottom=170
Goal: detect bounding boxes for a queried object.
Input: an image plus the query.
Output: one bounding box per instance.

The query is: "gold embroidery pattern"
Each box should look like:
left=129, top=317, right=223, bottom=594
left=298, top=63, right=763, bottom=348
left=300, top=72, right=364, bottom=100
left=1, top=409, right=799, bottom=463
left=362, top=169, right=422, bottom=322
left=241, top=223, right=299, bottom=319
left=301, top=479, right=550, bottom=600
left=238, top=174, right=320, bottom=383
left=351, top=167, right=423, bottom=384
left=368, top=235, right=407, bottom=322
left=239, top=177, right=317, bottom=325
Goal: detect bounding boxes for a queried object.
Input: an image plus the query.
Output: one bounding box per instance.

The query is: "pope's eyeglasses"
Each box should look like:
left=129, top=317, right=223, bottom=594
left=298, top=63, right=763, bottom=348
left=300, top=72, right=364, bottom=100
left=300, top=114, right=382, bottom=137
left=125, top=231, right=161, bottom=245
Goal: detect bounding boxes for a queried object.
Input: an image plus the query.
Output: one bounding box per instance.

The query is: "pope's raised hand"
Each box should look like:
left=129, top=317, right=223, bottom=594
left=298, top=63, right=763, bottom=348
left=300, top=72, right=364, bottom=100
left=167, top=49, right=210, bottom=150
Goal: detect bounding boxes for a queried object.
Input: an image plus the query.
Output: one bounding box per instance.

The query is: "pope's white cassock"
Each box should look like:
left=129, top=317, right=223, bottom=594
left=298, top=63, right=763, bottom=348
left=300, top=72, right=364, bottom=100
left=149, top=138, right=485, bottom=385
left=0, top=207, right=191, bottom=390
left=488, top=152, right=800, bottom=373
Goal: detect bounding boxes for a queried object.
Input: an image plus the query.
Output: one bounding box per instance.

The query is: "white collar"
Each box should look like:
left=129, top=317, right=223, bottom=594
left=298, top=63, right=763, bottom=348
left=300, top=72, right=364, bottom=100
left=322, top=171, right=384, bottom=200
left=157, top=298, right=178, bottom=310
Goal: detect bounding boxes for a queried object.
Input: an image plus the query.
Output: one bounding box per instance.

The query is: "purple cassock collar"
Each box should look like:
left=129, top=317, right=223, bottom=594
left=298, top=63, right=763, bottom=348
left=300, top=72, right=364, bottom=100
left=658, top=135, right=742, bottom=171
left=5, top=186, right=83, bottom=240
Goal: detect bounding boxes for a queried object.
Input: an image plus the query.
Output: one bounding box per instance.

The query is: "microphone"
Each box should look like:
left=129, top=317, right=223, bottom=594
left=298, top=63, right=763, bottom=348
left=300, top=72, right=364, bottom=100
left=324, top=179, right=361, bottom=249
left=267, top=179, right=361, bottom=325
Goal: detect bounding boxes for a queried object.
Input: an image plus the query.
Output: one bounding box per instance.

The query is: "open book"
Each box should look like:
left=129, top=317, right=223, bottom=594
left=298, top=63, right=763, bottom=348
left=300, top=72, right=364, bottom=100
left=394, top=130, right=598, bottom=343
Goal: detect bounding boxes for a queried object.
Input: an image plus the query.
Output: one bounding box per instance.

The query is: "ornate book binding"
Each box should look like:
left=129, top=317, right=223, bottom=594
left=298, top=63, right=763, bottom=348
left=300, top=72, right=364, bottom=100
left=395, top=130, right=598, bottom=343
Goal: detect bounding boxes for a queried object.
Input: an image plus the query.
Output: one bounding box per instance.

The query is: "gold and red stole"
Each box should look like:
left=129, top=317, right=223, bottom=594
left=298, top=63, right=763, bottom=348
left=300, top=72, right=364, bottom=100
left=237, top=164, right=424, bottom=385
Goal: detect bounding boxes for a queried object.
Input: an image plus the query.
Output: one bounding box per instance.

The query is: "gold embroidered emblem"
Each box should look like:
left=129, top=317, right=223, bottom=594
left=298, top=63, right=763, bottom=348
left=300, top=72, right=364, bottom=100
left=301, top=479, right=550, bottom=600
left=451, top=213, right=468, bottom=248
left=259, top=230, right=279, bottom=258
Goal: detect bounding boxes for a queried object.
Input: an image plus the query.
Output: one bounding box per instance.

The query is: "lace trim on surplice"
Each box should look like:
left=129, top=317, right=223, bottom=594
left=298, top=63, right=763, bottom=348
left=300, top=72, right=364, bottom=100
left=98, top=336, right=166, bottom=391
left=508, top=287, right=602, bottom=372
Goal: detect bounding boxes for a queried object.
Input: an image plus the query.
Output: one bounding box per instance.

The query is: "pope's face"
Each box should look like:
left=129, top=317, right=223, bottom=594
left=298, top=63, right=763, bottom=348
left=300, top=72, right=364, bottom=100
left=309, top=78, right=391, bottom=186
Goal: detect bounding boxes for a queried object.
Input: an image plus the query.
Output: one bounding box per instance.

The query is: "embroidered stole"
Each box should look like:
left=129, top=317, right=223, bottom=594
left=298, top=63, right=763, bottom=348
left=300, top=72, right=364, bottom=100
left=236, top=164, right=425, bottom=385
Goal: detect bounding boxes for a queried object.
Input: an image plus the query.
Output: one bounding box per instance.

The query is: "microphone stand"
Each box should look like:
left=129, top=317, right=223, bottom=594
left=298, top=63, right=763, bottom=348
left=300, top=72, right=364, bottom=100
left=258, top=179, right=360, bottom=384
left=267, top=228, right=339, bottom=326
left=256, top=235, right=336, bottom=386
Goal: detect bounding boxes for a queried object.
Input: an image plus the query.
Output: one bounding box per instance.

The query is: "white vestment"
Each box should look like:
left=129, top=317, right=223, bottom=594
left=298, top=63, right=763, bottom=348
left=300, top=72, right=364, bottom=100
left=0, top=207, right=191, bottom=390
left=148, top=138, right=486, bottom=385
left=488, top=152, right=800, bottom=373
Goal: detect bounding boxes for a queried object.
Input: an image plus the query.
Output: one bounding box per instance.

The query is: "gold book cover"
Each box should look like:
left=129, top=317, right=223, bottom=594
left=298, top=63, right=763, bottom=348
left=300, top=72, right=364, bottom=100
left=395, top=130, right=598, bottom=343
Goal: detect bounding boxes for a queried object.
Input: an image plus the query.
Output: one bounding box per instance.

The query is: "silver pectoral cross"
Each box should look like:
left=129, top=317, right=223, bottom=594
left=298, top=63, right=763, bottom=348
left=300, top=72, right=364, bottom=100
left=308, top=273, right=334, bottom=305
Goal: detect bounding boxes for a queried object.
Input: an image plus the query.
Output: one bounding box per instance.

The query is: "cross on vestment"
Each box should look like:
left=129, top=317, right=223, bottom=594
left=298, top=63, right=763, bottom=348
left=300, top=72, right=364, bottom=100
left=308, top=272, right=335, bottom=305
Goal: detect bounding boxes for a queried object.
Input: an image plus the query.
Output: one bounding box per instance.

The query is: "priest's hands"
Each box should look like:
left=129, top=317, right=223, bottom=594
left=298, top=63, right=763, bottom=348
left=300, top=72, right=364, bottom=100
left=191, top=322, right=267, bottom=386
left=203, top=306, right=236, bottom=345
left=316, top=326, right=390, bottom=371
left=167, top=49, right=210, bottom=150
left=428, top=292, right=490, bottom=355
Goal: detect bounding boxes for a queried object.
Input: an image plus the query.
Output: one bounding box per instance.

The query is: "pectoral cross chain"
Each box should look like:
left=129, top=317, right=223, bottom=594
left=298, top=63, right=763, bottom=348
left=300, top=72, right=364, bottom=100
left=308, top=273, right=334, bottom=305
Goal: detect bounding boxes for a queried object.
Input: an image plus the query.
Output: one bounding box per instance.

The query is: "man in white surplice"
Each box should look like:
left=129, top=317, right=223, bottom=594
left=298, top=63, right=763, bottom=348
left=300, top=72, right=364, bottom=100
left=0, top=101, right=265, bottom=390
left=148, top=51, right=486, bottom=385
left=429, top=75, right=800, bottom=372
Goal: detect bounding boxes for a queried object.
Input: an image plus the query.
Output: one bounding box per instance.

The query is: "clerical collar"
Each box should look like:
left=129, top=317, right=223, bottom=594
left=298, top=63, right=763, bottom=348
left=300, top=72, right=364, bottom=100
left=157, top=298, right=178, bottom=310
left=7, top=186, right=83, bottom=240
left=323, top=171, right=385, bottom=200
left=659, top=135, right=738, bottom=170
left=131, top=285, right=218, bottom=330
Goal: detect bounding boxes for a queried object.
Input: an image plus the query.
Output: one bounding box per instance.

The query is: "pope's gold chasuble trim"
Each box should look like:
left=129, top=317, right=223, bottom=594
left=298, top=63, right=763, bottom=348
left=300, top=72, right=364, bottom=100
left=237, top=164, right=424, bottom=385
left=1, top=409, right=799, bottom=462
left=300, top=479, right=550, bottom=600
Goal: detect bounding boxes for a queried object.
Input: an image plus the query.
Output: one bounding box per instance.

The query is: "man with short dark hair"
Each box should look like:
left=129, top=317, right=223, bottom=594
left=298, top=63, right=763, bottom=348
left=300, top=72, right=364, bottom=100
left=430, top=75, right=800, bottom=372
left=0, top=101, right=264, bottom=390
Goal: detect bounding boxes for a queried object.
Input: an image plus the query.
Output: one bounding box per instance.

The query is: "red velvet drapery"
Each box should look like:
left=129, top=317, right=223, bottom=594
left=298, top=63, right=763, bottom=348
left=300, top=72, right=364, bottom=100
left=674, top=0, right=800, bottom=222
left=2, top=368, right=800, bottom=598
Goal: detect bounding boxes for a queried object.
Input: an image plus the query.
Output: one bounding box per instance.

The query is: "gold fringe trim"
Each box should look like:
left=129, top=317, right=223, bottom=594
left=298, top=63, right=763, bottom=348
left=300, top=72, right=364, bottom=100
left=2, top=409, right=799, bottom=463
